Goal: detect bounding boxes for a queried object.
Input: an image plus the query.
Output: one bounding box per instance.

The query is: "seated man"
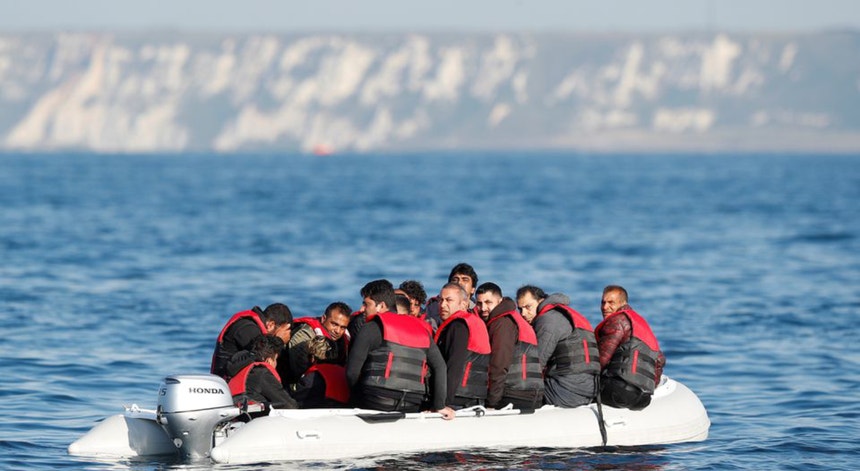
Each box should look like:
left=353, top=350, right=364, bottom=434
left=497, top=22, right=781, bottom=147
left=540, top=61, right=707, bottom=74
left=425, top=263, right=480, bottom=324
left=397, top=280, right=436, bottom=332
left=227, top=335, right=298, bottom=410
left=348, top=279, right=393, bottom=340
left=434, top=283, right=490, bottom=409
left=517, top=285, right=599, bottom=408
left=345, top=279, right=454, bottom=419
left=477, top=282, right=544, bottom=410
left=596, top=285, right=665, bottom=410
left=284, top=301, right=351, bottom=384
left=211, top=303, right=293, bottom=379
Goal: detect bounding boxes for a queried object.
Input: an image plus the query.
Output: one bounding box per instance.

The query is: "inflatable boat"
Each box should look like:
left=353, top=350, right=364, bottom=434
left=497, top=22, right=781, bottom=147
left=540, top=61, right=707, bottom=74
left=69, top=374, right=710, bottom=464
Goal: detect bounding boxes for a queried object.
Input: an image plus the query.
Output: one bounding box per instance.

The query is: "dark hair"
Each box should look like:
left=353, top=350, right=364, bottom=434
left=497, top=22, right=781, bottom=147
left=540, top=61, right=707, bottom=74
left=261, top=303, right=293, bottom=326
left=394, top=294, right=411, bottom=313
left=398, top=280, right=427, bottom=306
left=603, top=285, right=629, bottom=304
left=253, top=335, right=285, bottom=361
left=360, top=279, right=396, bottom=312
left=516, top=285, right=546, bottom=302
left=476, top=282, right=502, bottom=298
left=448, top=263, right=478, bottom=286
left=324, top=301, right=352, bottom=318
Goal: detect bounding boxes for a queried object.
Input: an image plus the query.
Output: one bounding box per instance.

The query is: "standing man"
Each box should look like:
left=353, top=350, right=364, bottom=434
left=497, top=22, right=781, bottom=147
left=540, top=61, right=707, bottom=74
left=284, top=301, right=352, bottom=383
left=477, top=283, right=544, bottom=410
left=517, top=285, right=599, bottom=408
left=211, top=303, right=293, bottom=380
left=346, top=279, right=455, bottom=419
left=434, top=283, right=491, bottom=409
left=596, top=285, right=665, bottom=410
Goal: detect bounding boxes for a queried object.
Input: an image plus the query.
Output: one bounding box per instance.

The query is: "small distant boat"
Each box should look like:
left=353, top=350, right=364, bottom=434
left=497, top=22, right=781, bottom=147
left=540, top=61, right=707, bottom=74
left=68, top=374, right=710, bottom=465
left=312, top=144, right=335, bottom=156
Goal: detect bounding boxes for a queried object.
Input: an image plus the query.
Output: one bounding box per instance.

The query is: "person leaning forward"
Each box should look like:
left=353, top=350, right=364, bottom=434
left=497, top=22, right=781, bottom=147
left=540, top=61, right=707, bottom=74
left=211, top=303, right=293, bottom=380
left=345, top=279, right=455, bottom=419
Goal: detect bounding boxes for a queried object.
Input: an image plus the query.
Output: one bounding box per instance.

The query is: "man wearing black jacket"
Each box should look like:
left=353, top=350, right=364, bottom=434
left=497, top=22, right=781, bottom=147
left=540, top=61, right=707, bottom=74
left=211, top=303, right=293, bottom=379
left=227, top=335, right=298, bottom=410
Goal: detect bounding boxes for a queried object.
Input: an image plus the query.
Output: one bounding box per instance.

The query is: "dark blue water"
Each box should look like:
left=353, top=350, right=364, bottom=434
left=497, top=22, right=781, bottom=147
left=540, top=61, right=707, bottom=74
left=1, top=152, right=858, bottom=470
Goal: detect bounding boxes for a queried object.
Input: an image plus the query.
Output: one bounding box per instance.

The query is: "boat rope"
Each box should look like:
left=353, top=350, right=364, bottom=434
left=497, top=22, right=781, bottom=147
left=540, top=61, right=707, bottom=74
left=595, top=374, right=608, bottom=447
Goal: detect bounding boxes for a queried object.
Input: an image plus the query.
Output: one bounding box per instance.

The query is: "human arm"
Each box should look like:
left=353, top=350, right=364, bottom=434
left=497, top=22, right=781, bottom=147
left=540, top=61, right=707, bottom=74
left=287, top=325, right=314, bottom=379
left=596, top=314, right=629, bottom=368
left=425, top=341, right=449, bottom=411
left=486, top=317, right=517, bottom=407
left=437, top=321, right=470, bottom=406
left=533, top=312, right=570, bottom=368
left=252, top=367, right=298, bottom=409
left=233, top=319, right=265, bottom=351
left=345, top=322, right=381, bottom=388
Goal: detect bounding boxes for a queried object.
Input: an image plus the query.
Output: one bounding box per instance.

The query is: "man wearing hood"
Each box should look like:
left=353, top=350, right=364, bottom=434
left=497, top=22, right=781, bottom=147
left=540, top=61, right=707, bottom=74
left=517, top=285, right=600, bottom=408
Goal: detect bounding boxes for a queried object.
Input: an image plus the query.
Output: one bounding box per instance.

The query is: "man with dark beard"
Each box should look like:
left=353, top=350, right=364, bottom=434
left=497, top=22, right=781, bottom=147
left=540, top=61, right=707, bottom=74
left=477, top=283, right=544, bottom=410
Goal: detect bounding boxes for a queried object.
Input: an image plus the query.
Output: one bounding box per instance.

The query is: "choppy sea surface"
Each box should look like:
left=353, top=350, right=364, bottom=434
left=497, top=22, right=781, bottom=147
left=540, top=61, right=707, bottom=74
left=1, top=151, right=858, bottom=470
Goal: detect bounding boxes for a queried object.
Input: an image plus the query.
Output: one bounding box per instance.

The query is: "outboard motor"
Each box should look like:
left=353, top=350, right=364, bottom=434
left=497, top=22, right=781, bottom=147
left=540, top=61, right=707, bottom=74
left=156, top=374, right=242, bottom=460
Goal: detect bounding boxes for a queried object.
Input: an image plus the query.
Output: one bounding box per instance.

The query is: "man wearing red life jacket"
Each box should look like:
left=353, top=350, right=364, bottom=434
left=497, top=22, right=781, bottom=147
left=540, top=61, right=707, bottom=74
left=211, top=303, right=293, bottom=380
left=435, top=283, right=491, bottom=409
left=596, top=285, right=666, bottom=410
left=517, top=285, right=600, bottom=408
left=425, top=263, right=482, bottom=325
left=477, top=283, right=544, bottom=410
left=227, top=335, right=297, bottom=410
left=345, top=279, right=455, bottom=419
left=284, top=301, right=351, bottom=384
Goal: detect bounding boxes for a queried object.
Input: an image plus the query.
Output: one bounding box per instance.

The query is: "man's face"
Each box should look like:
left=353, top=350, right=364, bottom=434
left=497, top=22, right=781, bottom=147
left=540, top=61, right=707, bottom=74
left=362, top=296, right=384, bottom=316
left=439, top=286, right=468, bottom=321
left=322, top=310, right=350, bottom=340
left=601, top=290, right=626, bottom=318
left=267, top=321, right=292, bottom=343
left=517, top=292, right=541, bottom=324
left=475, top=291, right=502, bottom=320
left=449, top=273, right=475, bottom=298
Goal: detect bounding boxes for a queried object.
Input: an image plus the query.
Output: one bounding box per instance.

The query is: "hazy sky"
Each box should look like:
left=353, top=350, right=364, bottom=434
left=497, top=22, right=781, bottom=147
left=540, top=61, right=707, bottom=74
left=2, top=0, right=859, bottom=33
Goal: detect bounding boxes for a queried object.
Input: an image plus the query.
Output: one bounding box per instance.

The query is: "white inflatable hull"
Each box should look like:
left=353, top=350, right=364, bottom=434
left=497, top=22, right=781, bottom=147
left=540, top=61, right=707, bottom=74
left=70, top=377, right=709, bottom=464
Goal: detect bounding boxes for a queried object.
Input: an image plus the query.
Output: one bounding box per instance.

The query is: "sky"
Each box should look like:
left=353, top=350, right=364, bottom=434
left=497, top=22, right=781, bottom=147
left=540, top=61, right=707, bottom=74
left=2, top=0, right=859, bottom=33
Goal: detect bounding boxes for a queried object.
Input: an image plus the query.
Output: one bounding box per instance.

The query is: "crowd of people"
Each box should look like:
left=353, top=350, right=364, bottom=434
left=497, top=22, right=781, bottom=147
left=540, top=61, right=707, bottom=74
left=209, top=263, right=666, bottom=420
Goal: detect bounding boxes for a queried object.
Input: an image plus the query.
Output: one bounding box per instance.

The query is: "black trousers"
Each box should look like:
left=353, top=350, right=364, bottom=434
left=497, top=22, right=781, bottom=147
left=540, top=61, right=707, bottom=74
left=600, top=377, right=651, bottom=411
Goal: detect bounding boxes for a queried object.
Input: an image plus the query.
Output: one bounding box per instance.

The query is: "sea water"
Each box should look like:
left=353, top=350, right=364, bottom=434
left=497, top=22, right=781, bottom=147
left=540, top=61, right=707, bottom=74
left=0, top=151, right=858, bottom=470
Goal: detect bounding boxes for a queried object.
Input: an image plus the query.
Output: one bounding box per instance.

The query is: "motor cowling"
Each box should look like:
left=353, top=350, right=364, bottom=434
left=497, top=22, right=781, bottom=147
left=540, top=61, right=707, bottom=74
left=156, top=374, right=241, bottom=460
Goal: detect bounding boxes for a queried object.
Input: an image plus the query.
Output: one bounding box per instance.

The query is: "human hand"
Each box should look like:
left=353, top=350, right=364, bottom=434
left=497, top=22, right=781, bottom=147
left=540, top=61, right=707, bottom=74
left=436, top=406, right=455, bottom=420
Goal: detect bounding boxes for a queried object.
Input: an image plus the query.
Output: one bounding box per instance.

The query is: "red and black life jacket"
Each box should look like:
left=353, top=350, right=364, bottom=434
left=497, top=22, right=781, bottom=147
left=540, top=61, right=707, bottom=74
left=210, top=309, right=267, bottom=375
left=304, top=363, right=350, bottom=405
left=434, top=311, right=491, bottom=400
left=535, top=304, right=600, bottom=377
left=487, top=310, right=544, bottom=393
left=293, top=316, right=351, bottom=355
left=596, top=308, right=662, bottom=394
left=361, top=312, right=433, bottom=394
left=228, top=361, right=281, bottom=401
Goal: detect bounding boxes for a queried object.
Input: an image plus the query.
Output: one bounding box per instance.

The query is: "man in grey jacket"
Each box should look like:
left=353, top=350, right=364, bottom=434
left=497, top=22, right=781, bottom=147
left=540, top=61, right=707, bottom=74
left=516, top=285, right=599, bottom=408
